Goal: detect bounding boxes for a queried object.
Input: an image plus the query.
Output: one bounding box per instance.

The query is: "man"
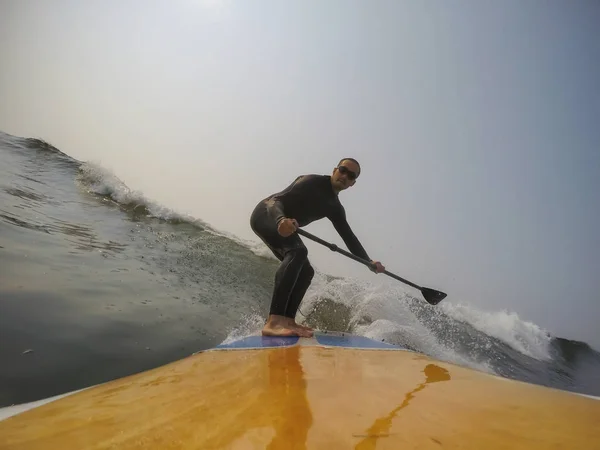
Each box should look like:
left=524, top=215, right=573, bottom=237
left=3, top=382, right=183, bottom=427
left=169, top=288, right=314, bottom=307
left=250, top=158, right=385, bottom=338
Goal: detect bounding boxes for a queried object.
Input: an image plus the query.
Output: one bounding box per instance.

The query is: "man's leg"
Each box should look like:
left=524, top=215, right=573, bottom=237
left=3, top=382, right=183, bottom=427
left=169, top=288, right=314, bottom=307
left=250, top=201, right=312, bottom=337
left=264, top=246, right=312, bottom=337
left=284, top=261, right=315, bottom=330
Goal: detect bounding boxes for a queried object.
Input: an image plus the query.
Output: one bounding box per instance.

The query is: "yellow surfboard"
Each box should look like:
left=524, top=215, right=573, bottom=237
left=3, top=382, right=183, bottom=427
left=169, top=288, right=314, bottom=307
left=1, top=332, right=599, bottom=449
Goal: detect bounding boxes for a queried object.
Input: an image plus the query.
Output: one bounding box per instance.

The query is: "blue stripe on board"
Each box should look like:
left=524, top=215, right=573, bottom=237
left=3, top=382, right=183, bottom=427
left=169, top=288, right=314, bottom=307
left=315, top=334, right=398, bottom=349
left=216, top=335, right=299, bottom=349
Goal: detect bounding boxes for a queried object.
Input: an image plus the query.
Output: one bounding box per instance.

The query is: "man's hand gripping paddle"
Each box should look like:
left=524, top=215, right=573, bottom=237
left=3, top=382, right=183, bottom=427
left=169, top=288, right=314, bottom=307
left=296, top=228, right=447, bottom=305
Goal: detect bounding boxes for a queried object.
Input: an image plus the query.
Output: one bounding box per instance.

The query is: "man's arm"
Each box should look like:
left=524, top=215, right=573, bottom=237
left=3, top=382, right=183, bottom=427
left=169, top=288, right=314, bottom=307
left=328, top=206, right=370, bottom=261
left=264, top=176, right=304, bottom=225
left=265, top=175, right=319, bottom=225
left=265, top=197, right=287, bottom=225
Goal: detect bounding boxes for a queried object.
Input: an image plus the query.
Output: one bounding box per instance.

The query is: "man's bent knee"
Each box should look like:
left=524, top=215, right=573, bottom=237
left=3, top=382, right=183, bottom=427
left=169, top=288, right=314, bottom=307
left=303, top=263, right=315, bottom=281
left=284, top=245, right=308, bottom=263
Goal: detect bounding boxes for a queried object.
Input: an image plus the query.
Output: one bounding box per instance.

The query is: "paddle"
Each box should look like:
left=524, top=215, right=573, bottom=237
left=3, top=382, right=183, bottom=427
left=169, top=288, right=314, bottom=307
left=295, top=228, right=447, bottom=305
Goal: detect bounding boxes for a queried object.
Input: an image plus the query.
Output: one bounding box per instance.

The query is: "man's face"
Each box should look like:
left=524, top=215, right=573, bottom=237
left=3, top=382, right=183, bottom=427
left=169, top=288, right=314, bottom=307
left=332, top=160, right=359, bottom=191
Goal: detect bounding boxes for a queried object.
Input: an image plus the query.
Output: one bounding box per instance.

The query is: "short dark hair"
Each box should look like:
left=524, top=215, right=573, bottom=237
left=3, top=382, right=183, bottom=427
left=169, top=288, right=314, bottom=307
left=338, top=158, right=361, bottom=176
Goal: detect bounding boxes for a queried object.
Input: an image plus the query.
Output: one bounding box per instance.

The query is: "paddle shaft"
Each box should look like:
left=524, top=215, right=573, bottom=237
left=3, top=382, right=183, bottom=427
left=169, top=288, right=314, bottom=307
left=295, top=228, right=422, bottom=291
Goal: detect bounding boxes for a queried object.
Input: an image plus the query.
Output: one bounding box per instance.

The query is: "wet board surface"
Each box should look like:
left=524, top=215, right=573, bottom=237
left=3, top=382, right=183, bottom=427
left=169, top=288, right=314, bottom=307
left=215, top=335, right=300, bottom=349
left=1, top=332, right=599, bottom=449
left=214, top=332, right=398, bottom=350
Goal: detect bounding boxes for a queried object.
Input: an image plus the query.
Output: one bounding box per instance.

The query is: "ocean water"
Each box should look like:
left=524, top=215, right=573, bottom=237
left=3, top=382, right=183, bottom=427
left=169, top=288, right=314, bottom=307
left=1, top=130, right=599, bottom=407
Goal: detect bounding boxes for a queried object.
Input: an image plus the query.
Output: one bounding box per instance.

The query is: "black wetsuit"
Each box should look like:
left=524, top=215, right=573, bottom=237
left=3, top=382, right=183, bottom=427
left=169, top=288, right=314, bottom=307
left=250, top=174, right=370, bottom=318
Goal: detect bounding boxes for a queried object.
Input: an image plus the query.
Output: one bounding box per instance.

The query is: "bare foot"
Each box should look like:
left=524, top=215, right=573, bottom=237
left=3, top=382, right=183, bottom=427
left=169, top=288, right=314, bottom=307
left=285, top=318, right=314, bottom=337
left=285, top=317, right=313, bottom=332
left=261, top=324, right=298, bottom=337
left=296, top=322, right=314, bottom=332
left=293, top=322, right=314, bottom=335
left=262, top=314, right=300, bottom=337
left=291, top=325, right=313, bottom=338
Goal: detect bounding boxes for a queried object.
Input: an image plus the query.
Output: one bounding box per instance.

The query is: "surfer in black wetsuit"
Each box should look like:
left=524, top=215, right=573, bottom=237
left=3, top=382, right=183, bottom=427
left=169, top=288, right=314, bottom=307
left=250, top=158, right=385, bottom=338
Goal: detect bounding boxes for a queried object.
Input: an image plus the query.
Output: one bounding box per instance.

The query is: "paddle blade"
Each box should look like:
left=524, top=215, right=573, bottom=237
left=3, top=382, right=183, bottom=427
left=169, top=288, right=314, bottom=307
left=420, top=287, right=447, bottom=305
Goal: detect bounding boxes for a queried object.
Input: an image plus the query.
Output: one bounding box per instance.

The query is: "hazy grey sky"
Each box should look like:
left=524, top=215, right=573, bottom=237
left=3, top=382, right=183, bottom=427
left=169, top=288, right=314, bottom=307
left=1, top=0, right=599, bottom=346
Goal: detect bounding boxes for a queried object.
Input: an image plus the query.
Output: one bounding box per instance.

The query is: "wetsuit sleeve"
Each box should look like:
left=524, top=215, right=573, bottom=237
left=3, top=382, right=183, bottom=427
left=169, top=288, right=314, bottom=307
left=266, top=198, right=287, bottom=225
left=265, top=175, right=318, bottom=225
left=264, top=176, right=302, bottom=225
left=328, top=206, right=370, bottom=261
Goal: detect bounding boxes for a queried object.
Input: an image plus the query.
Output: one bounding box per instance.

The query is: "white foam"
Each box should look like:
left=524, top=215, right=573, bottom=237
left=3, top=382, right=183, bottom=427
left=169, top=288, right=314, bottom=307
left=356, top=318, right=493, bottom=373
left=76, top=162, right=206, bottom=224
left=440, top=302, right=552, bottom=360
left=220, top=313, right=265, bottom=345
left=295, top=274, right=533, bottom=375
left=76, top=162, right=279, bottom=262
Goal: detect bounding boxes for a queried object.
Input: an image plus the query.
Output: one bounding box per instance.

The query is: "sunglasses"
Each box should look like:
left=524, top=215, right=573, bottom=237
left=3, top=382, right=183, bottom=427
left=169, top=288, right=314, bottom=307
left=337, top=165, right=358, bottom=180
